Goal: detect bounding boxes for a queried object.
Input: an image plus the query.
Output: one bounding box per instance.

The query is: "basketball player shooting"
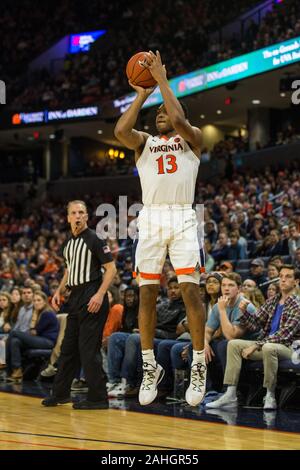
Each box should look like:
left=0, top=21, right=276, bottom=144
left=114, top=50, right=206, bottom=407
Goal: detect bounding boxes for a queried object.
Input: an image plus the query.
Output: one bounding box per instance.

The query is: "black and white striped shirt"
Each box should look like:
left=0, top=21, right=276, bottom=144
left=62, top=228, right=113, bottom=288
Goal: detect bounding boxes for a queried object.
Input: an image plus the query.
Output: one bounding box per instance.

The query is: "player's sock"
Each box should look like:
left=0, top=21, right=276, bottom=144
left=142, top=349, right=157, bottom=368
left=192, top=349, right=205, bottom=365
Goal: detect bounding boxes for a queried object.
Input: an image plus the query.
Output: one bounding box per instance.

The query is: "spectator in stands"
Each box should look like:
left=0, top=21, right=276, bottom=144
left=112, top=272, right=128, bottom=299
left=249, top=214, right=266, bottom=242
left=249, top=258, right=268, bottom=294
left=281, top=203, right=293, bottom=227
left=5, top=0, right=299, bottom=115
left=243, top=287, right=265, bottom=309
left=211, top=233, right=230, bottom=263
left=205, top=220, right=218, bottom=247
left=295, top=247, right=300, bottom=271
left=100, top=288, right=124, bottom=375
left=204, top=273, right=258, bottom=392
left=259, top=191, right=273, bottom=218
left=0, top=292, right=13, bottom=368
left=204, top=239, right=215, bottom=272
left=119, top=257, right=133, bottom=286
left=280, top=225, right=290, bottom=256
left=10, top=287, right=22, bottom=320
left=106, top=286, right=139, bottom=393
left=269, top=255, right=284, bottom=270
left=206, top=265, right=300, bottom=410
left=0, top=292, right=13, bottom=329
left=40, top=313, right=68, bottom=379
left=199, top=281, right=206, bottom=303
left=266, top=282, right=280, bottom=300
left=267, top=263, right=280, bottom=282
left=241, top=279, right=257, bottom=294
left=204, top=273, right=223, bottom=319
left=288, top=223, right=300, bottom=261
left=227, top=231, right=247, bottom=261
left=11, top=286, right=34, bottom=333
left=6, top=291, right=59, bottom=382
left=218, top=261, right=234, bottom=273
left=263, top=230, right=289, bottom=257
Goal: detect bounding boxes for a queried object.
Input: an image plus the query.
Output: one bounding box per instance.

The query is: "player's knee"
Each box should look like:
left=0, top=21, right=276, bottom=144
left=179, top=280, right=202, bottom=307
left=139, top=284, right=159, bottom=306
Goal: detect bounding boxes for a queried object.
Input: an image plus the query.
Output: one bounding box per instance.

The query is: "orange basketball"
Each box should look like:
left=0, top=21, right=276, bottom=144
left=126, top=52, right=157, bottom=88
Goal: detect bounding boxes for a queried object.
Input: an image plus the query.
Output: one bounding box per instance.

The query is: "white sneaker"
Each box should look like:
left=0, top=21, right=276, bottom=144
left=108, top=381, right=127, bottom=398
left=40, top=364, right=57, bottom=377
left=106, top=382, right=117, bottom=393
left=263, top=395, right=277, bottom=410
left=205, top=393, right=238, bottom=409
left=139, top=363, right=165, bottom=406
left=185, top=362, right=207, bottom=406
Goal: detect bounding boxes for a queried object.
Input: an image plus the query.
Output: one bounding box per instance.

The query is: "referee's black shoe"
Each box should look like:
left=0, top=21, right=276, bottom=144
left=41, top=396, right=72, bottom=407
left=73, top=399, right=109, bottom=410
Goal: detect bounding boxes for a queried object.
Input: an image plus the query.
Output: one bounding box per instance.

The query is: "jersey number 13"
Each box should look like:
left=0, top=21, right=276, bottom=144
left=156, top=154, right=178, bottom=174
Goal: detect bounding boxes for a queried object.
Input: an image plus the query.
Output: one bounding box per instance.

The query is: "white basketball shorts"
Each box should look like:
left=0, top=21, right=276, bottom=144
left=132, top=205, right=205, bottom=285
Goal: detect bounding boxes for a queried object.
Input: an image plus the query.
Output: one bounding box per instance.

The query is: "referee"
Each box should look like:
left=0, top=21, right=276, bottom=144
left=42, top=200, right=117, bottom=410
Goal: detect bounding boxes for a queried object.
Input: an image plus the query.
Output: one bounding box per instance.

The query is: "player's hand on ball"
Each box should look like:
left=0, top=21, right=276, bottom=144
left=143, top=50, right=167, bottom=82
left=128, top=81, right=156, bottom=97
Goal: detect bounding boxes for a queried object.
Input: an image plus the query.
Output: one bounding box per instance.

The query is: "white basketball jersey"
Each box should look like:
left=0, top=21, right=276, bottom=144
left=136, top=134, right=200, bottom=205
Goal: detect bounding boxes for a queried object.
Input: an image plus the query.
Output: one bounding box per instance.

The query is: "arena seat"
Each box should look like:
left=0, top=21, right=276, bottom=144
left=241, top=359, right=300, bottom=408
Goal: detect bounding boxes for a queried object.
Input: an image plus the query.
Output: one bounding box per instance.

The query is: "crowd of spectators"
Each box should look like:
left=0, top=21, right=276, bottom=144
left=0, top=160, right=299, bottom=288
left=5, top=0, right=300, bottom=110
left=0, top=153, right=299, bottom=404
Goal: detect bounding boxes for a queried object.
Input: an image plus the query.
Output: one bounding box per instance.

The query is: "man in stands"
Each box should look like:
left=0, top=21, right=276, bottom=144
left=204, top=273, right=258, bottom=392
left=206, top=265, right=300, bottom=410
left=249, top=258, right=268, bottom=295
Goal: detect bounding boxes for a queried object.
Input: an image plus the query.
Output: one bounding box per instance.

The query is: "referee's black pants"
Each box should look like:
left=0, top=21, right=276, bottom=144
left=53, top=281, right=109, bottom=402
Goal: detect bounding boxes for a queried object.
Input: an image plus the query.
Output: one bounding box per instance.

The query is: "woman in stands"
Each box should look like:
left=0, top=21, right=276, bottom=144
left=266, top=282, right=280, bottom=300
left=204, top=273, right=223, bottom=319
left=6, top=291, right=59, bottom=382
left=243, top=287, right=265, bottom=309
left=10, top=287, right=23, bottom=324
left=0, top=292, right=14, bottom=369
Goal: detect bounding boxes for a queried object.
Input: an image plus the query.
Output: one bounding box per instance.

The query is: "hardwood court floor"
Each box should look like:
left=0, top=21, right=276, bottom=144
left=0, top=391, right=300, bottom=450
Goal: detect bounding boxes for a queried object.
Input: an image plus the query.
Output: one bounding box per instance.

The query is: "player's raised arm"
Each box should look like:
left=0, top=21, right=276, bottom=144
left=143, top=51, right=202, bottom=155
left=114, top=83, right=153, bottom=152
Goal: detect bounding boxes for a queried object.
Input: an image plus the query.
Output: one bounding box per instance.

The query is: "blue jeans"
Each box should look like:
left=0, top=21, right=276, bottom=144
left=107, top=332, right=131, bottom=383
left=157, top=340, right=190, bottom=390
left=6, top=330, right=54, bottom=369
left=107, top=332, right=160, bottom=386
